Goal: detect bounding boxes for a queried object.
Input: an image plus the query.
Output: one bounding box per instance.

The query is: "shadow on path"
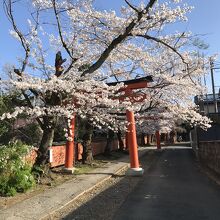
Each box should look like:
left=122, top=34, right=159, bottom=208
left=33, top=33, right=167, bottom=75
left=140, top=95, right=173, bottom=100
left=60, top=151, right=162, bottom=220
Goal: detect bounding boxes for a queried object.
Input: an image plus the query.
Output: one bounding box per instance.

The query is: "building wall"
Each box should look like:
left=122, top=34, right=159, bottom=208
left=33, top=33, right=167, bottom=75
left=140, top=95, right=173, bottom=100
left=197, top=124, right=220, bottom=141
left=199, top=141, right=220, bottom=175
left=190, top=123, right=220, bottom=175
left=204, top=105, right=216, bottom=114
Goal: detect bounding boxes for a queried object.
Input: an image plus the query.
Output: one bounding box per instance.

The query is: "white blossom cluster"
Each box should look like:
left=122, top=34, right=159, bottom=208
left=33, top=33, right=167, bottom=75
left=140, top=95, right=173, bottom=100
left=0, top=71, right=132, bottom=130
left=1, top=0, right=213, bottom=136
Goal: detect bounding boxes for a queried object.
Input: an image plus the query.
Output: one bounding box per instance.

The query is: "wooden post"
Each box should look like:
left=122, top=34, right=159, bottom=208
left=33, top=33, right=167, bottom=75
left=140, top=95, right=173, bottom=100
left=126, top=110, right=144, bottom=176
left=64, top=116, right=75, bottom=173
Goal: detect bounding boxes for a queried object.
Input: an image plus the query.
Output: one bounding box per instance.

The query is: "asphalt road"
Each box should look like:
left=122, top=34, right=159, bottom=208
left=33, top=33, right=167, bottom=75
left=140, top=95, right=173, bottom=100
left=114, top=147, right=220, bottom=220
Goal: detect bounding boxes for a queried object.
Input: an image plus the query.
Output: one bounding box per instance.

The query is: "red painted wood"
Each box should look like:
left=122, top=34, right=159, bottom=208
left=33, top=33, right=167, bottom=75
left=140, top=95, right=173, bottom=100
left=126, top=110, right=140, bottom=169
left=65, top=116, right=75, bottom=168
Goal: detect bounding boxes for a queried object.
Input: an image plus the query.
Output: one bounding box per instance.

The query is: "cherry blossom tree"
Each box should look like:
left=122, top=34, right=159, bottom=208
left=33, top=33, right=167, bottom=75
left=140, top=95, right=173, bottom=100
left=1, top=0, right=211, bottom=166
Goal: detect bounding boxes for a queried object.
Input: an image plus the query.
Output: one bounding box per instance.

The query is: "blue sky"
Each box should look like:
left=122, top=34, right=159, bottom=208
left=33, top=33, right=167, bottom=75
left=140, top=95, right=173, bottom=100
left=1, top=0, right=220, bottom=92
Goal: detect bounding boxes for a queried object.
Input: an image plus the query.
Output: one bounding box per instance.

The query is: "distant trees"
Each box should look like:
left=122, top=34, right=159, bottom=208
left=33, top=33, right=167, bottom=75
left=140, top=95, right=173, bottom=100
left=0, top=94, right=13, bottom=142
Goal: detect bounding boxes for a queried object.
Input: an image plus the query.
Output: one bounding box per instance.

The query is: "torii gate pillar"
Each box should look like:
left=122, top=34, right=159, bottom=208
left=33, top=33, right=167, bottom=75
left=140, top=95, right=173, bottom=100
left=126, top=110, right=144, bottom=176
left=156, top=130, right=161, bottom=150
left=63, top=116, right=75, bottom=173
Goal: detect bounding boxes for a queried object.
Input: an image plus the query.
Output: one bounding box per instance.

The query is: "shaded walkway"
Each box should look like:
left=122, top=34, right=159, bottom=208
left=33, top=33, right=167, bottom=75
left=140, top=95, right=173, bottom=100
left=115, top=147, right=220, bottom=220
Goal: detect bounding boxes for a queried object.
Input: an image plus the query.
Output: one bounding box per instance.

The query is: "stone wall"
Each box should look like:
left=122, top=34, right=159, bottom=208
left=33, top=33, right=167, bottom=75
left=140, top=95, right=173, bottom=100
left=190, top=128, right=198, bottom=158
left=199, top=141, right=220, bottom=175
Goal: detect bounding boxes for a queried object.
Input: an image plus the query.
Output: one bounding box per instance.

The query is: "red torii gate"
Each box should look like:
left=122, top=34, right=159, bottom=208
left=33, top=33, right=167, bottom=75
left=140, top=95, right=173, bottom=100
left=64, top=76, right=162, bottom=175
left=108, top=76, right=153, bottom=176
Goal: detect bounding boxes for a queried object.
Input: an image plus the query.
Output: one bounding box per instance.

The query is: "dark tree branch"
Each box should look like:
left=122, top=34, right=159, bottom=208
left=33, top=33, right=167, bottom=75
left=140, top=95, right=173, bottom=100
left=3, top=0, right=45, bottom=128
left=124, top=0, right=139, bottom=13
left=135, top=34, right=187, bottom=65
left=23, top=93, right=44, bottom=129
left=134, top=33, right=196, bottom=84
left=52, top=0, right=72, bottom=59
left=52, top=0, right=78, bottom=72
left=81, top=0, right=157, bottom=76
left=13, top=70, right=44, bottom=129
left=4, top=0, right=30, bottom=73
left=174, top=32, right=186, bottom=48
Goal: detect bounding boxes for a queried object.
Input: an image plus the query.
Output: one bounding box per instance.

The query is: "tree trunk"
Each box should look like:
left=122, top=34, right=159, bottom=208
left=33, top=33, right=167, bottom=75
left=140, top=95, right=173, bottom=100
left=141, top=133, right=145, bottom=146
left=104, top=129, right=114, bottom=156
left=169, top=131, right=175, bottom=144
left=151, top=134, right=154, bottom=143
left=34, top=126, right=55, bottom=167
left=117, top=129, right=124, bottom=151
left=146, top=134, right=150, bottom=145
left=82, top=121, right=93, bottom=164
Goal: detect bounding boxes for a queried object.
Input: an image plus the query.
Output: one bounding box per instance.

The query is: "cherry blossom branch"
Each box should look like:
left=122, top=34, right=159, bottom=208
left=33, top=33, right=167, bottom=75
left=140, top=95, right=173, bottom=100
left=135, top=34, right=187, bottom=65
left=81, top=0, right=157, bottom=76
left=3, top=0, right=30, bottom=73
left=134, top=33, right=197, bottom=84
left=3, top=0, right=45, bottom=128
left=52, top=0, right=78, bottom=73
left=124, top=0, right=139, bottom=13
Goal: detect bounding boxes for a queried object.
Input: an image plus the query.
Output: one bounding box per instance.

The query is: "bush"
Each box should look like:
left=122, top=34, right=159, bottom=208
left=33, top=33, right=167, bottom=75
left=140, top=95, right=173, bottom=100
left=0, top=140, right=35, bottom=196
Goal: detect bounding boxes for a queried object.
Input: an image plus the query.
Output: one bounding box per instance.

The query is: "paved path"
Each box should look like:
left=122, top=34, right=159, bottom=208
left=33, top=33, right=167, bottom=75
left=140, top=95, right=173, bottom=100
left=114, top=147, right=220, bottom=220
left=0, top=147, right=150, bottom=220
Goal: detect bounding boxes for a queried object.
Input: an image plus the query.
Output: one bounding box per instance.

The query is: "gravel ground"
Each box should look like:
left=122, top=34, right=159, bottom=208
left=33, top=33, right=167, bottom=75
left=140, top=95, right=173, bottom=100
left=47, top=150, right=161, bottom=220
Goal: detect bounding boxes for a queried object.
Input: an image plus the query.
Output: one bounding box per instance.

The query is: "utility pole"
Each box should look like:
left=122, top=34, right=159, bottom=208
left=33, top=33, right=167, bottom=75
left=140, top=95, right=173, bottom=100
left=203, top=74, right=209, bottom=115
left=210, top=59, right=218, bottom=113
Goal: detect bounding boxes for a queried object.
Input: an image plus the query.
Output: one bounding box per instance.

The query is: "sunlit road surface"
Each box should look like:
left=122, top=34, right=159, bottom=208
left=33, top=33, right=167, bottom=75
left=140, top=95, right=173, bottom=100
left=114, top=147, right=220, bottom=220
left=144, top=146, right=192, bottom=150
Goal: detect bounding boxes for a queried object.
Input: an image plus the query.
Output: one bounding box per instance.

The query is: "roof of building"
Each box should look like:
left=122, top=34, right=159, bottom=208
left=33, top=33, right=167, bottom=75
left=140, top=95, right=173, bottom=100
left=107, top=76, right=153, bottom=86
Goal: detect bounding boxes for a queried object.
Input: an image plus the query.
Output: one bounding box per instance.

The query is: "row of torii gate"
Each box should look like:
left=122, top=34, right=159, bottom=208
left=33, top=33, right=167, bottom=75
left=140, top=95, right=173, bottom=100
left=64, top=76, right=162, bottom=176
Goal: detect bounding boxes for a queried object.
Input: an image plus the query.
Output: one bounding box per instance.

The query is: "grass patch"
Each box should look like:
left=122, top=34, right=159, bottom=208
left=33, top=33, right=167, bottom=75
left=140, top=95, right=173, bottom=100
left=74, top=165, right=95, bottom=175
left=74, top=160, right=108, bottom=175
left=94, top=150, right=128, bottom=161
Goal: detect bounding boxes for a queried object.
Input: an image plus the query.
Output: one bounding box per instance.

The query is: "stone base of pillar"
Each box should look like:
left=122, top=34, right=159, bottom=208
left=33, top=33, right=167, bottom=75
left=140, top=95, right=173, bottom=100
left=62, top=167, right=75, bottom=174
left=126, top=167, right=144, bottom=176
